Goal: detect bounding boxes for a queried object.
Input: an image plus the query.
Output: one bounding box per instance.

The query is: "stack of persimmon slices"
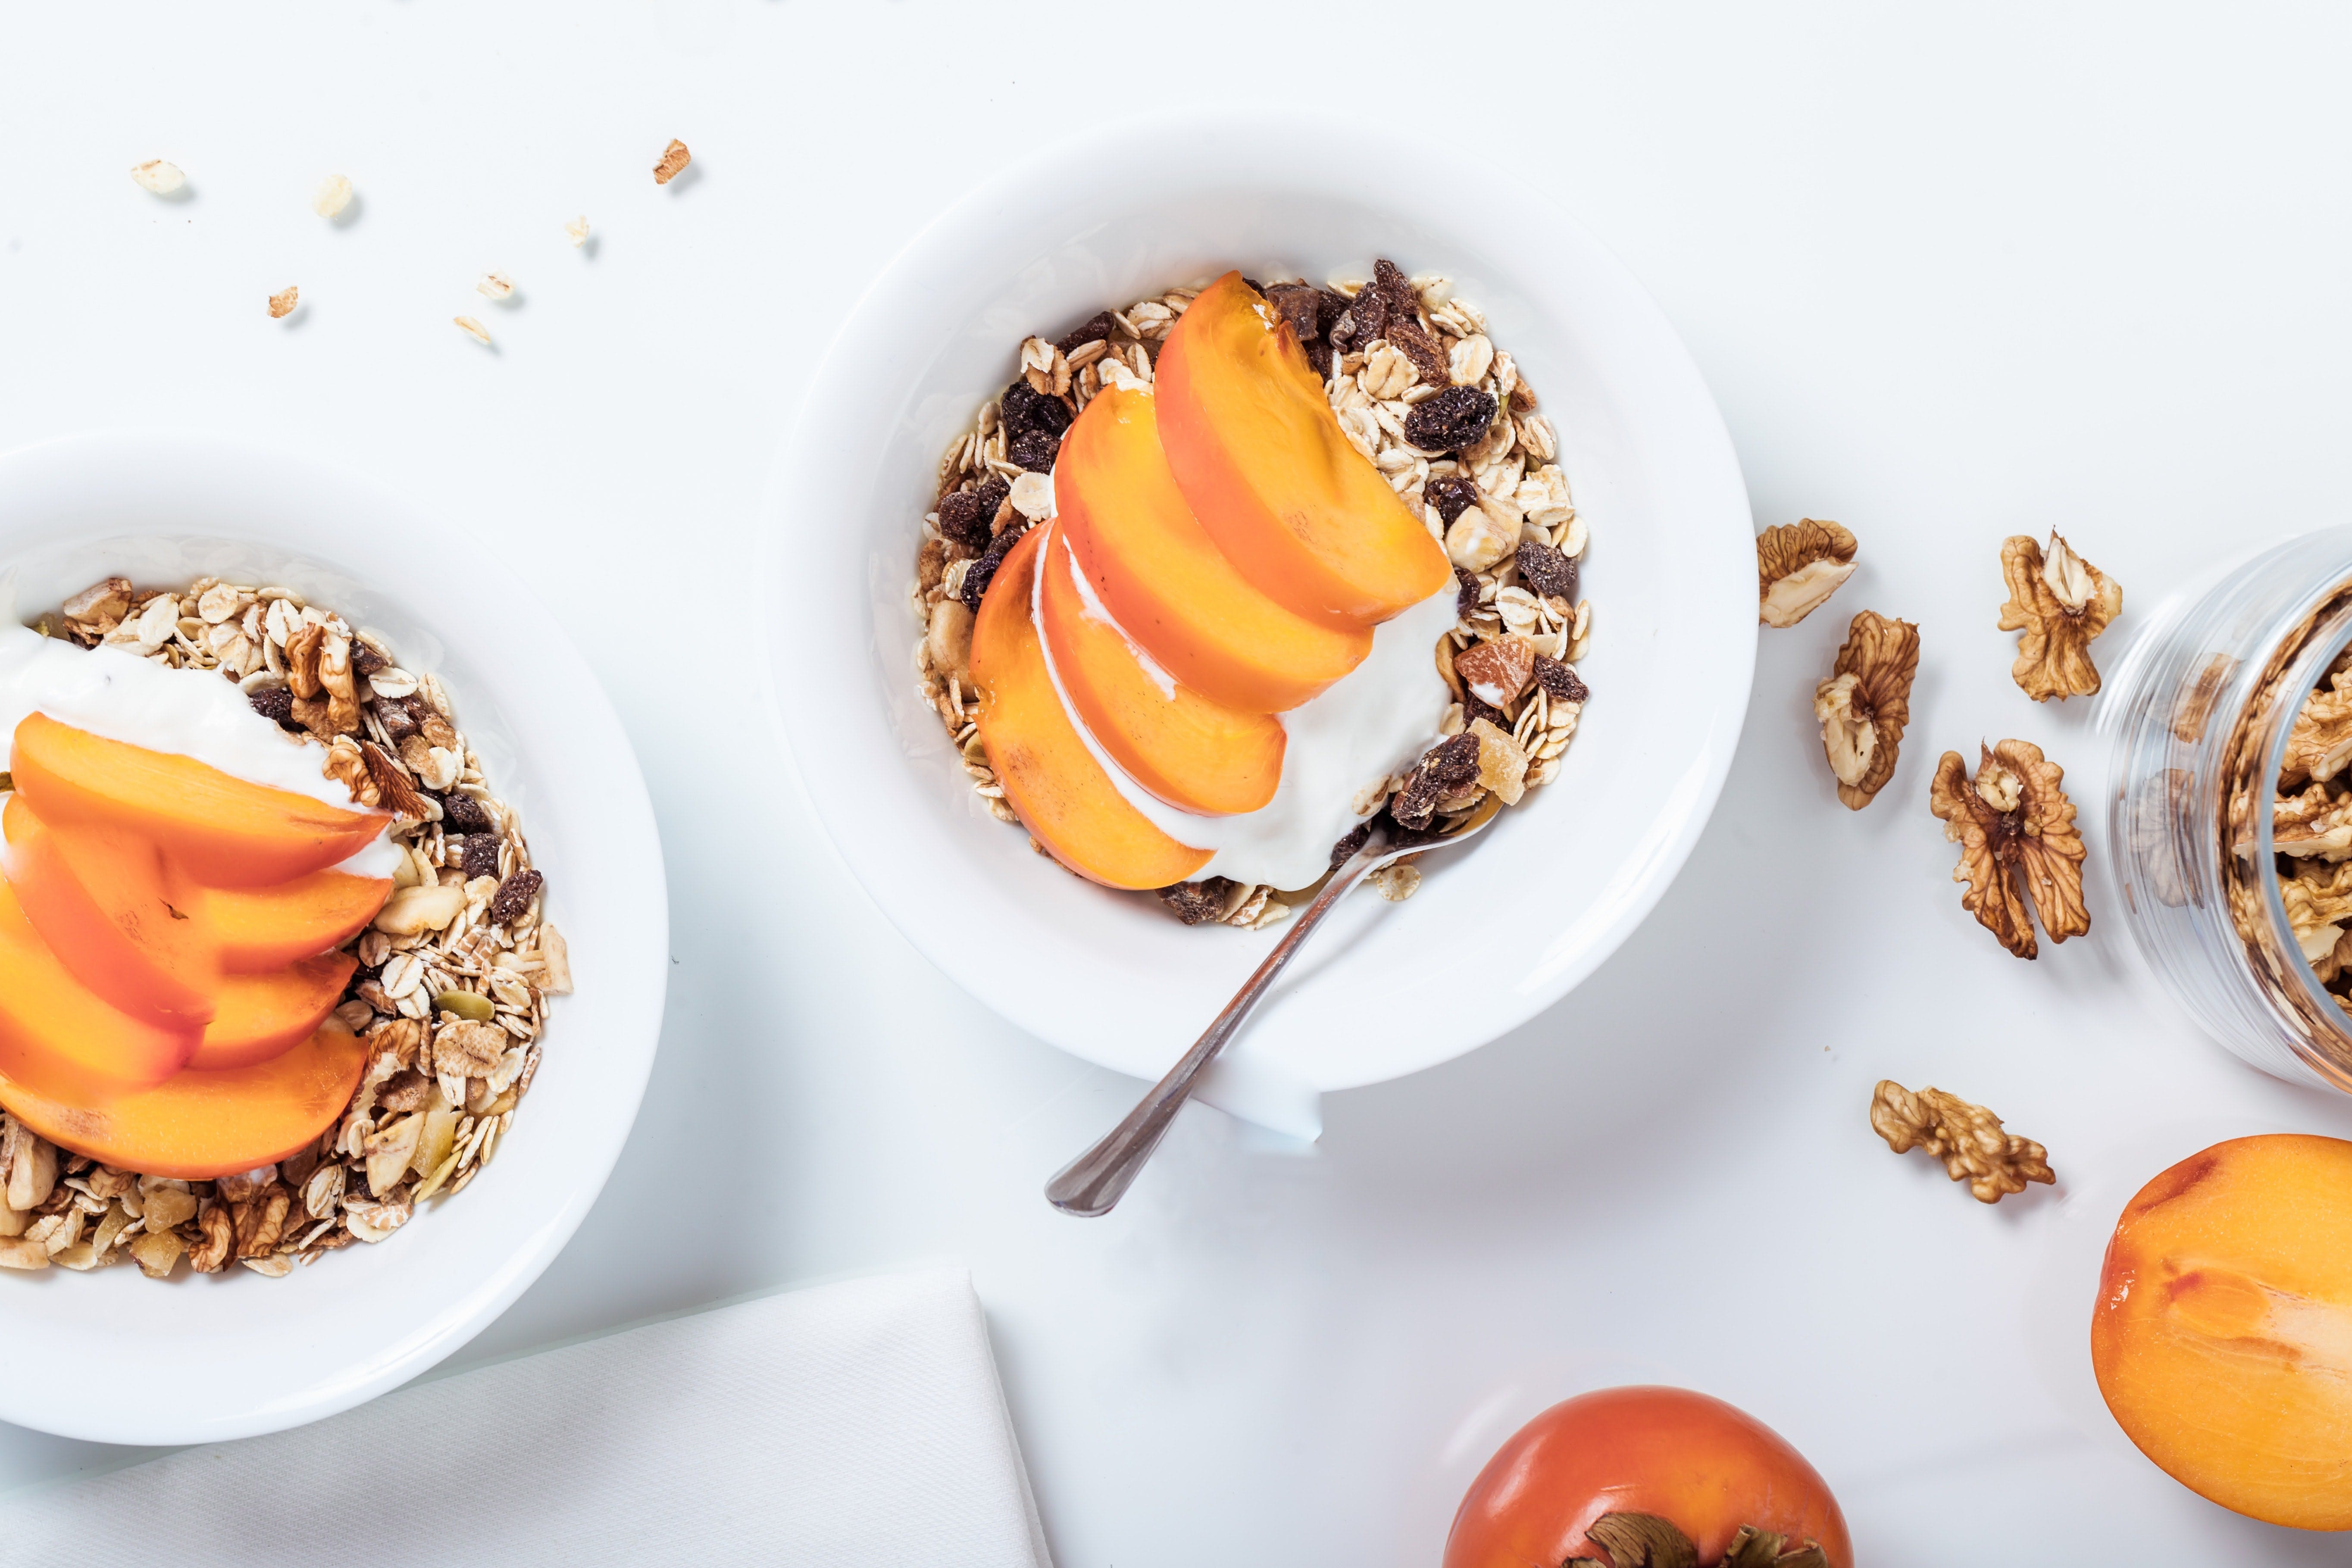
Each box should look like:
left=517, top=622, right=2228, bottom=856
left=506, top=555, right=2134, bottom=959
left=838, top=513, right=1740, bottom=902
left=973, top=272, right=1452, bottom=889
left=0, top=713, right=393, bottom=1180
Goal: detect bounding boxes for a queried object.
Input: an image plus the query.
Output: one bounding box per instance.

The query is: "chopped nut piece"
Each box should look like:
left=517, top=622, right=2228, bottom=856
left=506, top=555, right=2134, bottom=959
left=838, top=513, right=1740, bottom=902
left=477, top=272, right=516, bottom=300
left=62, top=576, right=133, bottom=628
left=1755, top=519, right=1857, bottom=628
left=1811, top=611, right=1919, bottom=810
left=1998, top=531, right=2122, bottom=701
left=232, top=1183, right=292, bottom=1257
left=268, top=286, right=300, bottom=320
left=565, top=215, right=591, bottom=247
left=188, top=1203, right=234, bottom=1272
left=130, top=159, right=186, bottom=195
left=373, top=881, right=468, bottom=936
left=2282, top=669, right=2352, bottom=789
left=1454, top=635, right=1538, bottom=708
left=1927, top=741, right=2089, bottom=959
left=653, top=138, right=691, bottom=184
left=1870, top=1080, right=2055, bottom=1203
left=311, top=174, right=353, bottom=219
left=454, top=315, right=493, bottom=347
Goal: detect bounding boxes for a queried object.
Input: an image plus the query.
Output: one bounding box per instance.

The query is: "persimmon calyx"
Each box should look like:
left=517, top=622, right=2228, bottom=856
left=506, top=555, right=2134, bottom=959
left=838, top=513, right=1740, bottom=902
left=1564, top=1512, right=1830, bottom=1568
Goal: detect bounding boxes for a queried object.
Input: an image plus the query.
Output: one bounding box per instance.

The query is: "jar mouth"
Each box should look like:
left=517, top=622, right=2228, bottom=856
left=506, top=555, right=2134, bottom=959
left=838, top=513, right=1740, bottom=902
left=2250, top=592, right=2352, bottom=1078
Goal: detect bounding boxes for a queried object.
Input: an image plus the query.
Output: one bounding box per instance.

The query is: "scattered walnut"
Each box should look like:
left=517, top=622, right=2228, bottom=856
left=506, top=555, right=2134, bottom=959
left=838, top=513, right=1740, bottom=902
left=232, top=1184, right=293, bottom=1258
left=654, top=138, right=692, bottom=184
left=1927, top=740, right=2089, bottom=959
left=1755, top=520, right=1856, bottom=628
left=1870, top=1080, right=2054, bottom=1204
left=268, top=286, right=300, bottom=320
left=1811, top=611, right=1919, bottom=810
left=2281, top=668, right=2352, bottom=789
left=1998, top=532, right=2121, bottom=701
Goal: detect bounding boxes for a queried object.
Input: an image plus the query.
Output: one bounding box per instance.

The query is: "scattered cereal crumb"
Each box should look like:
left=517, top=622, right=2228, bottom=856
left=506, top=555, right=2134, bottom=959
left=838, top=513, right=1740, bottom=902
left=653, top=139, right=691, bottom=185
left=454, top=315, right=492, bottom=347
left=268, top=286, right=299, bottom=320
left=130, top=159, right=185, bottom=195
left=476, top=272, right=515, bottom=301
left=311, top=174, right=353, bottom=219
left=564, top=215, right=591, bottom=247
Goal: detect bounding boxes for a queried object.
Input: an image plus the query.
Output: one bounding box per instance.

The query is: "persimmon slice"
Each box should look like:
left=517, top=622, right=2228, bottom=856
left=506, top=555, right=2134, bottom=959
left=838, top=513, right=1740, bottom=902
left=2, top=795, right=219, bottom=1032
left=9, top=712, right=391, bottom=889
left=0, top=880, right=198, bottom=1103
left=189, top=952, right=357, bottom=1071
left=0, top=1023, right=368, bottom=1181
left=208, top=869, right=393, bottom=974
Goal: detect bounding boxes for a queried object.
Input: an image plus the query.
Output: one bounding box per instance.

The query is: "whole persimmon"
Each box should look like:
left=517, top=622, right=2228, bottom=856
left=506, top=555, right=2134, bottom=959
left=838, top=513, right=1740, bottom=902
left=1444, top=1386, right=1851, bottom=1568
left=2093, top=1134, right=2352, bottom=1530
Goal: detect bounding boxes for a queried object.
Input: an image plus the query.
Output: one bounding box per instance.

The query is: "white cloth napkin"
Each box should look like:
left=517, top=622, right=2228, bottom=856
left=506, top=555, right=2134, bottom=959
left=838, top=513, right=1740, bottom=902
left=9, top=1266, right=1052, bottom=1568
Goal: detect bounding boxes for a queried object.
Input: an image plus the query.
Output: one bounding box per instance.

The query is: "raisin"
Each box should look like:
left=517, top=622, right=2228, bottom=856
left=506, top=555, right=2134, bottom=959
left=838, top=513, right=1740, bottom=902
left=350, top=639, right=390, bottom=677
left=1265, top=284, right=1323, bottom=342
left=1422, top=731, right=1483, bottom=789
left=489, top=868, right=543, bottom=926
left=440, top=792, right=494, bottom=834
left=1007, top=430, right=1061, bottom=473
left=1303, top=340, right=1333, bottom=378
left=248, top=686, right=294, bottom=725
left=1374, top=258, right=1421, bottom=320
left=460, top=835, right=501, bottom=880
left=1404, top=387, right=1498, bottom=453
left=1425, top=475, right=1481, bottom=526
left=1336, top=286, right=1387, bottom=354
left=1386, top=318, right=1451, bottom=386
left=1316, top=289, right=1353, bottom=338
left=1454, top=566, right=1481, bottom=618
left=960, top=521, right=1030, bottom=613
left=1533, top=654, right=1589, bottom=704
left=1329, top=820, right=1373, bottom=868
left=377, top=698, right=418, bottom=745
left=1157, top=879, right=1235, bottom=925
left=1516, top=539, right=1578, bottom=603
left=1001, top=381, right=1070, bottom=439
left=937, top=474, right=1010, bottom=549
left=1464, top=692, right=1508, bottom=731
left=1056, top=312, right=1117, bottom=355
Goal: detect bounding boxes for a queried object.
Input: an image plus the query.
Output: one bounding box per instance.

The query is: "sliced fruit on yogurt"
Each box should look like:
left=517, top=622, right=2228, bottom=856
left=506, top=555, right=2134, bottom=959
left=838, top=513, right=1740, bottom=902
left=187, top=951, right=358, bottom=1071
left=0, top=1022, right=368, bottom=1181
left=972, top=527, right=1212, bottom=890
left=1155, top=271, right=1451, bottom=629
left=0, top=879, right=199, bottom=1102
left=9, top=712, right=391, bottom=890
left=1035, top=521, right=1284, bottom=817
left=207, top=868, right=393, bottom=973
left=2, top=794, right=219, bottom=1033
left=1055, top=383, right=1370, bottom=714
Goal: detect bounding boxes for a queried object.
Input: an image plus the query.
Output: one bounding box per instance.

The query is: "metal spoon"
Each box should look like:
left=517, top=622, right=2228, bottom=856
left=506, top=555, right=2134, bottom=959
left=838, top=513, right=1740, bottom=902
left=1044, top=797, right=1502, bottom=1217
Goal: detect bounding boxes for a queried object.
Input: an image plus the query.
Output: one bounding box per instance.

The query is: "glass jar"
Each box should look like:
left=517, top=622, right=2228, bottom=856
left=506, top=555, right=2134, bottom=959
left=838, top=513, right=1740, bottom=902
left=2104, top=527, right=2352, bottom=1092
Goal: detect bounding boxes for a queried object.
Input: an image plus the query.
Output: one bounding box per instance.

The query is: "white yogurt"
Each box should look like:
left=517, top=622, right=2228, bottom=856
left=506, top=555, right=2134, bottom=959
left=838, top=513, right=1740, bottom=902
left=0, top=603, right=400, bottom=879
left=1035, top=527, right=1457, bottom=892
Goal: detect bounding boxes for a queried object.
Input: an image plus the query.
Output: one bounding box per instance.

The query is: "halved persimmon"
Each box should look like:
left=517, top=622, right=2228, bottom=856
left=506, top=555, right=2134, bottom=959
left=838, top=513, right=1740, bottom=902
left=188, top=951, right=357, bottom=1071
left=1054, top=384, right=1370, bottom=713
left=971, top=527, right=1212, bottom=890
left=1034, top=520, right=1284, bottom=816
left=1155, top=272, right=1450, bottom=629
left=0, top=1023, right=368, bottom=1181
left=0, top=880, right=198, bottom=1103
left=9, top=712, right=391, bottom=889
left=2, top=794, right=218, bottom=1032
left=208, top=868, right=392, bottom=973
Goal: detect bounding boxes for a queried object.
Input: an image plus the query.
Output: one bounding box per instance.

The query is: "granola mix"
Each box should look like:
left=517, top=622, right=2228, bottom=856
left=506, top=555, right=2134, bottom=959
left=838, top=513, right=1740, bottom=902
left=0, top=576, right=570, bottom=1280
left=910, top=262, right=1592, bottom=926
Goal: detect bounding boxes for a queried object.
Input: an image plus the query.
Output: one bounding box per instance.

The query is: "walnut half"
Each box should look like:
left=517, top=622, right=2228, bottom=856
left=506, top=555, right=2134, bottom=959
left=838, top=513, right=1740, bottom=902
left=1756, top=519, right=1857, bottom=628
left=1812, top=610, right=1918, bottom=809
left=1927, top=740, right=2089, bottom=959
left=1870, top=1080, right=2054, bottom=1204
left=1998, top=532, right=2121, bottom=701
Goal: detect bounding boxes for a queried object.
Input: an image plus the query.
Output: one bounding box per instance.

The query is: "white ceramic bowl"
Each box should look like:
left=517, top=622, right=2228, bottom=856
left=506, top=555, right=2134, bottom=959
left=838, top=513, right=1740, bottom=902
left=764, top=113, right=1752, bottom=1131
left=0, top=432, right=668, bottom=1444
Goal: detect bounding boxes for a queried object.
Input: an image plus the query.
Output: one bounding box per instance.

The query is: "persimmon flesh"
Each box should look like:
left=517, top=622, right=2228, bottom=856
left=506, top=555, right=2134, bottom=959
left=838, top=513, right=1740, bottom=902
left=2093, top=1134, right=2352, bottom=1530
left=206, top=868, right=393, bottom=973
left=188, top=951, right=358, bottom=1071
left=0, top=880, right=198, bottom=1103
left=1444, top=1386, right=1852, bottom=1568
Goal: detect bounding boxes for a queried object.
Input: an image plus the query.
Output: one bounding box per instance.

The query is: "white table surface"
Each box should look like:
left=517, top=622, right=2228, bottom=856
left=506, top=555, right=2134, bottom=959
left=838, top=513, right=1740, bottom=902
left=6, top=5, right=2352, bottom=1562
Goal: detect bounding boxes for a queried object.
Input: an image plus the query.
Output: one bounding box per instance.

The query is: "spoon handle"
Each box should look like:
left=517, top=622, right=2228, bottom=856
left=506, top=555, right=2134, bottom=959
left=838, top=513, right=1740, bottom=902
left=1043, top=844, right=1383, bottom=1217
